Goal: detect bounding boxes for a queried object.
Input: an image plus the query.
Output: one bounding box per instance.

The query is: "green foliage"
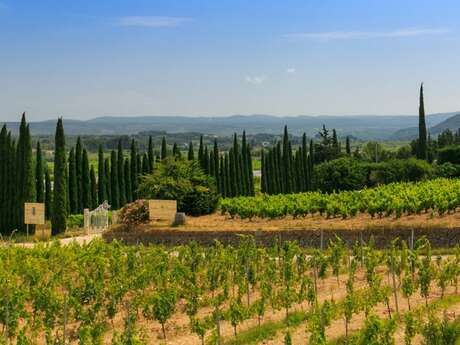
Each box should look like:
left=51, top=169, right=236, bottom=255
left=438, top=145, right=460, bottom=165
left=368, top=158, right=433, bottom=186
left=52, top=118, right=67, bottom=234
left=221, top=178, right=460, bottom=220
left=314, top=158, right=368, bottom=193
left=138, top=158, right=219, bottom=216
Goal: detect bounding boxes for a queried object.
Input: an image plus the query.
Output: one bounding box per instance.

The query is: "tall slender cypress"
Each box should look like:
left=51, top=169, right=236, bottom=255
left=68, top=148, right=78, bottom=214
left=82, top=149, right=91, bottom=209
left=188, top=142, right=194, bottom=160
left=45, top=166, right=52, bottom=220
left=117, top=141, right=126, bottom=207
left=36, top=141, right=44, bottom=203
left=161, top=136, right=167, bottom=160
left=148, top=136, right=154, bottom=172
left=345, top=136, right=351, bottom=155
left=198, top=136, right=204, bottom=168
left=142, top=153, right=150, bottom=174
left=90, top=165, right=98, bottom=209
left=52, top=118, right=67, bottom=234
left=124, top=158, right=132, bottom=203
left=97, top=145, right=106, bottom=204
left=0, top=126, right=6, bottom=232
left=130, top=140, right=138, bottom=200
left=105, top=158, right=111, bottom=205
left=282, top=126, right=291, bottom=193
left=16, top=115, right=35, bottom=231
left=418, top=83, right=428, bottom=160
left=110, top=150, right=119, bottom=209
left=75, top=136, right=83, bottom=212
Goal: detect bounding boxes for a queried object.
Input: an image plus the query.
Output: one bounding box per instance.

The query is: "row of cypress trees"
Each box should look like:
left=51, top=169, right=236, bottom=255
left=193, top=132, right=255, bottom=197
left=261, top=126, right=314, bottom=195
left=0, top=114, right=43, bottom=235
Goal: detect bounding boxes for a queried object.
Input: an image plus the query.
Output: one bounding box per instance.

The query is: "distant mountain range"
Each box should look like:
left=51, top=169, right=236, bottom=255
left=390, top=112, right=460, bottom=140
left=2, top=112, right=459, bottom=140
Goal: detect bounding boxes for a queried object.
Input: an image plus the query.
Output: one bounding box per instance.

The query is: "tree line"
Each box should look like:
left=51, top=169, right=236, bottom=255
left=0, top=115, right=255, bottom=235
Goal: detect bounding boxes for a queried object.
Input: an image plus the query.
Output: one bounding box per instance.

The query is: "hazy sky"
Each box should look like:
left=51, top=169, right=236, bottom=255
left=1, top=0, right=460, bottom=121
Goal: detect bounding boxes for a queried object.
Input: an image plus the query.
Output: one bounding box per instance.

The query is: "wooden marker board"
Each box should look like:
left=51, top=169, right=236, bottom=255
left=149, top=200, right=177, bottom=222
left=24, top=203, right=45, bottom=225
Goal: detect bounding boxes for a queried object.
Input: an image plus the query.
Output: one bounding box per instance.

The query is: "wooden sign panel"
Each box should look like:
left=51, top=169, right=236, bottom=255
left=149, top=200, right=177, bottom=222
left=24, top=203, right=45, bottom=225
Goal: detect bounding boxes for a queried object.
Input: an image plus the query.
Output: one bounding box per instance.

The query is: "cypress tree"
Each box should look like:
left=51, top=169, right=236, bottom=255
left=219, top=156, right=225, bottom=196
left=142, top=153, right=150, bottom=175
left=224, top=154, right=231, bottom=197
left=36, top=141, right=44, bottom=203
left=75, top=136, right=83, bottom=212
left=105, top=158, right=111, bottom=205
left=172, top=142, right=180, bottom=158
left=188, top=142, right=194, bottom=160
left=213, top=139, right=219, bottom=185
left=82, top=149, right=91, bottom=209
left=68, top=148, right=78, bottom=213
left=261, top=150, right=266, bottom=194
left=16, top=115, right=36, bottom=231
left=345, top=136, right=351, bottom=155
left=7, top=136, right=15, bottom=230
left=301, top=133, right=309, bottom=192
left=110, top=150, right=119, bottom=209
left=161, top=136, right=167, bottom=160
left=418, top=83, right=428, bottom=160
left=241, top=132, right=249, bottom=195
left=246, top=145, right=254, bottom=196
left=148, top=136, right=154, bottom=172
left=117, top=141, right=126, bottom=207
left=90, top=165, right=98, bottom=209
left=45, top=166, right=52, bottom=220
left=0, top=125, right=6, bottom=232
left=282, top=126, right=291, bottom=193
left=198, top=136, right=204, bottom=168
left=97, top=145, right=106, bottom=204
left=203, top=146, right=210, bottom=174
left=52, top=118, right=67, bottom=234
left=332, top=129, right=340, bottom=154
left=130, top=139, right=138, bottom=199
left=124, top=158, right=132, bottom=203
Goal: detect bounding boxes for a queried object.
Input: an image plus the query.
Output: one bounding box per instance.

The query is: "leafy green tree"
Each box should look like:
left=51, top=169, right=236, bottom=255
left=138, top=158, right=219, bottom=216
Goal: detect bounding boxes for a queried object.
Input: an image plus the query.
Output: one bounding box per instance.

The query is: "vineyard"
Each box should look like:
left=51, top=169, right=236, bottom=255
left=2, top=237, right=460, bottom=344
left=220, top=178, right=460, bottom=220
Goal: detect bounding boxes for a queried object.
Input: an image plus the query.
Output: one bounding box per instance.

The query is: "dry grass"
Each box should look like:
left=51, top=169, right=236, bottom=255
left=138, top=211, right=460, bottom=232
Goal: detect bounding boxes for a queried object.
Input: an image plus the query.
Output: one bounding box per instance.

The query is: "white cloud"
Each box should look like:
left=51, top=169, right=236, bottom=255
left=245, top=75, right=267, bottom=85
left=285, top=28, right=450, bottom=40
left=286, top=68, right=296, bottom=74
left=118, top=16, right=189, bottom=28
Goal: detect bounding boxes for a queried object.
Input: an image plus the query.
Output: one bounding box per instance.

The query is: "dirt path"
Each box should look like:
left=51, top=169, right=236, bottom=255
left=11, top=233, right=102, bottom=248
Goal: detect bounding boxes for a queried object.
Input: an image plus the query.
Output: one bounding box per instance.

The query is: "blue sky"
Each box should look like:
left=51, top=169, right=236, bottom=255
left=1, top=0, right=460, bottom=121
